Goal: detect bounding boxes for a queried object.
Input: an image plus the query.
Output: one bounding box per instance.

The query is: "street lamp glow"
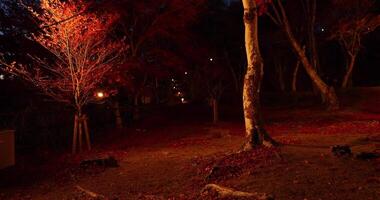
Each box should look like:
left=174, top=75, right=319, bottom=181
left=209, top=58, right=213, bottom=62
left=97, top=92, right=104, bottom=98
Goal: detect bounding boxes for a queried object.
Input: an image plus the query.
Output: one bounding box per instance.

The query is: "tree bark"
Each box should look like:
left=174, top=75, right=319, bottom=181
left=341, top=54, right=357, bottom=89
left=242, top=0, right=277, bottom=150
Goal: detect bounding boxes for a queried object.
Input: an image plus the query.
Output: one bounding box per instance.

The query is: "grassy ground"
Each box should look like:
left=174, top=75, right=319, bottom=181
left=1, top=89, right=380, bottom=199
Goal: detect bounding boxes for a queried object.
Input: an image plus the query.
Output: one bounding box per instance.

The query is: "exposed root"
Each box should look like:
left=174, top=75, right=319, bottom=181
left=75, top=185, right=105, bottom=199
left=201, top=184, right=274, bottom=200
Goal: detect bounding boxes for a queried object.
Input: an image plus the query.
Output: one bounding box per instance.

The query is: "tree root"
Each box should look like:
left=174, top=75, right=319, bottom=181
left=75, top=185, right=105, bottom=199
left=201, top=184, right=274, bottom=200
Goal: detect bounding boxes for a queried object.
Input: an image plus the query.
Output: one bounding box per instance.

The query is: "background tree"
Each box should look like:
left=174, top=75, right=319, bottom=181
left=102, top=0, right=205, bottom=122
left=186, top=46, right=228, bottom=124
left=267, top=0, right=339, bottom=110
left=1, top=0, right=123, bottom=153
left=328, top=0, right=380, bottom=89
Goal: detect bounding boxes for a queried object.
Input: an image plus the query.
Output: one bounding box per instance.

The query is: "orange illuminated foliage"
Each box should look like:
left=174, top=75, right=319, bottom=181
left=2, top=0, right=124, bottom=113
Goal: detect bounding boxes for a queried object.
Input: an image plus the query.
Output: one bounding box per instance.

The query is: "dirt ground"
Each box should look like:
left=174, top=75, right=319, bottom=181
left=1, top=88, right=380, bottom=200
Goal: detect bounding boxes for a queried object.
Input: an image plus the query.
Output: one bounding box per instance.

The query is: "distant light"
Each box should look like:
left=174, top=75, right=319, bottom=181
left=97, top=92, right=104, bottom=98
left=171, top=78, right=175, bottom=82
left=321, top=28, right=325, bottom=32
left=177, top=91, right=181, bottom=95
left=209, top=58, right=214, bottom=62
left=181, top=98, right=185, bottom=103
left=184, top=71, right=188, bottom=75
left=0, top=74, right=4, bottom=80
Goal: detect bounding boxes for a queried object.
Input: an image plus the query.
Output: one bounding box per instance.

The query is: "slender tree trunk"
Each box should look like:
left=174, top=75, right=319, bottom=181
left=242, top=0, right=277, bottom=150
left=292, top=61, right=300, bottom=93
left=212, top=98, right=219, bottom=123
left=72, top=107, right=91, bottom=154
left=224, top=49, right=241, bottom=94
left=342, top=54, right=357, bottom=89
left=284, top=24, right=338, bottom=110
left=155, top=78, right=160, bottom=104
left=114, top=101, right=123, bottom=128
left=277, top=0, right=339, bottom=110
left=133, top=94, right=140, bottom=120
left=275, top=63, right=285, bottom=92
left=308, top=0, right=320, bottom=96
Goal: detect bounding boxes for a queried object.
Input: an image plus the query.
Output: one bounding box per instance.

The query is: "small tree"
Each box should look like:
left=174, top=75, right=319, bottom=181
left=193, top=55, right=227, bottom=124
left=328, top=0, right=380, bottom=89
left=1, top=0, right=123, bottom=153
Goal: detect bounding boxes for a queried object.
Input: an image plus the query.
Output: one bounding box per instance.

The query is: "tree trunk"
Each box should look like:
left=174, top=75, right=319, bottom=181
left=275, top=63, right=286, bottom=92
left=242, top=0, right=277, bottom=150
left=284, top=25, right=338, bottom=110
left=114, top=101, right=123, bottom=128
left=341, top=54, right=357, bottom=89
left=277, top=0, right=339, bottom=110
left=133, top=94, right=140, bottom=120
left=224, top=49, right=242, bottom=94
left=212, top=98, right=219, bottom=123
left=292, top=60, right=300, bottom=93
left=72, top=109, right=91, bottom=154
left=154, top=77, right=160, bottom=104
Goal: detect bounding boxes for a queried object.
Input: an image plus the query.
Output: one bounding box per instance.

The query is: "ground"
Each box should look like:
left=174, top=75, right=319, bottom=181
left=1, top=88, right=380, bottom=200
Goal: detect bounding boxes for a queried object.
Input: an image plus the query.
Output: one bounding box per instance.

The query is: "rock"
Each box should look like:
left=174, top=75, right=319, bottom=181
left=205, top=165, right=241, bottom=182
left=201, top=184, right=274, bottom=200
left=331, top=145, right=352, bottom=157
left=80, top=156, right=119, bottom=169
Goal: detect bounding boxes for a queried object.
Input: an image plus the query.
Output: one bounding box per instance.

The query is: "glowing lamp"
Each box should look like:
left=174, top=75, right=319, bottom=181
left=96, top=92, right=104, bottom=98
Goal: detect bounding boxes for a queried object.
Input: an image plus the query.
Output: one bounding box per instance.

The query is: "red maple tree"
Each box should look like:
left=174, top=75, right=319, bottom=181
left=328, top=0, right=380, bottom=88
left=1, top=0, right=124, bottom=153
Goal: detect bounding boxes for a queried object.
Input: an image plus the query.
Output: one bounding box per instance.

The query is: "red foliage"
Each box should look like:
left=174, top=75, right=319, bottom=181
left=3, top=0, right=123, bottom=110
left=256, top=0, right=273, bottom=16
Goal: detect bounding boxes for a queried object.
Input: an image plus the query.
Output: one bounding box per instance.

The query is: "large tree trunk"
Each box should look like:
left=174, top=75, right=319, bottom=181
left=341, top=54, right=357, bottom=89
left=277, top=0, right=339, bottom=110
left=242, top=0, right=277, bottom=150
